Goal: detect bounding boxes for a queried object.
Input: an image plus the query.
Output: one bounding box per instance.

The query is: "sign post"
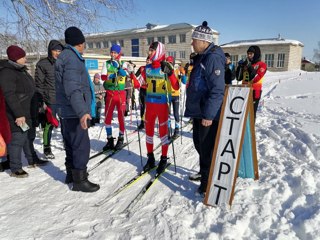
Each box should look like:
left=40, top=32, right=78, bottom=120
left=204, top=85, right=259, bottom=207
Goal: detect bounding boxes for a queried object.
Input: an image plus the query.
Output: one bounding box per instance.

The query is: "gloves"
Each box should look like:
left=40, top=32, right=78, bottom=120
left=161, top=61, right=174, bottom=76
left=127, top=64, right=134, bottom=74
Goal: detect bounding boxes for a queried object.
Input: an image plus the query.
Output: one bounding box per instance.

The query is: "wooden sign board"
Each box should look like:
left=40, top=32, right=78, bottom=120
left=204, top=86, right=259, bottom=207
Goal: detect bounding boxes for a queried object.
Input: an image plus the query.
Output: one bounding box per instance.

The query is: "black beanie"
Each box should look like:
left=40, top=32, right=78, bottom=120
left=65, top=26, right=85, bottom=46
left=247, top=45, right=261, bottom=63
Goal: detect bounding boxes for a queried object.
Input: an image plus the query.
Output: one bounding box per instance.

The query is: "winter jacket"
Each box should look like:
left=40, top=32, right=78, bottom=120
left=225, top=63, right=236, bottom=85
left=184, top=43, right=225, bottom=121
left=236, top=45, right=267, bottom=99
left=35, top=40, right=64, bottom=105
left=55, top=45, right=94, bottom=119
left=93, top=81, right=105, bottom=104
left=0, top=60, right=35, bottom=132
left=0, top=88, right=11, bottom=143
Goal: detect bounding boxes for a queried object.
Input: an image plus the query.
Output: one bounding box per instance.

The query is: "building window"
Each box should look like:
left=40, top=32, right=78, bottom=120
left=168, top=35, right=176, bottom=44
left=131, top=38, right=139, bottom=57
left=230, top=55, right=238, bottom=66
left=147, top=37, right=154, bottom=45
left=111, top=40, right=117, bottom=46
left=180, top=34, right=186, bottom=43
left=103, top=41, right=109, bottom=48
left=179, top=51, right=186, bottom=59
left=277, top=53, right=285, bottom=68
left=265, top=54, right=274, bottom=68
left=158, top=36, right=165, bottom=44
left=119, top=40, right=124, bottom=47
left=167, top=51, right=176, bottom=58
left=96, top=42, right=101, bottom=49
left=87, top=42, right=93, bottom=49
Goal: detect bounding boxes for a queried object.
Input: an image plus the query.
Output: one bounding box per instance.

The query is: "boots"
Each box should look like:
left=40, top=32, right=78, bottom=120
left=103, top=137, right=114, bottom=151
left=72, top=169, right=100, bottom=192
left=157, top=155, right=168, bottom=175
left=65, top=168, right=73, bottom=184
left=44, top=146, right=55, bottom=159
left=0, top=160, right=10, bottom=172
left=114, top=135, right=124, bottom=150
left=143, top=153, right=156, bottom=172
left=137, top=120, right=144, bottom=130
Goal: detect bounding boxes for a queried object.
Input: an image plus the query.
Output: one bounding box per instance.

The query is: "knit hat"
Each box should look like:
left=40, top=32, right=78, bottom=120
left=225, top=53, right=231, bottom=58
left=64, top=26, right=85, bottom=46
left=166, top=56, right=175, bottom=64
left=6, top=45, right=26, bottom=62
left=94, top=73, right=100, bottom=79
left=110, top=44, right=121, bottom=54
left=192, top=21, right=214, bottom=43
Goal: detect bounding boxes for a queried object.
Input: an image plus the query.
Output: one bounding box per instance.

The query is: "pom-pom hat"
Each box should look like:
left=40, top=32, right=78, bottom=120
left=192, top=21, right=214, bottom=43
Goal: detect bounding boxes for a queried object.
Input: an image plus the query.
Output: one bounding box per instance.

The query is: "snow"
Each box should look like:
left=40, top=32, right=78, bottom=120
left=1, top=70, right=320, bottom=239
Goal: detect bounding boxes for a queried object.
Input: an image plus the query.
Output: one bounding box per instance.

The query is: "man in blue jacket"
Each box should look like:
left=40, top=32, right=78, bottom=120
left=185, top=21, right=225, bottom=195
left=55, top=26, right=99, bottom=192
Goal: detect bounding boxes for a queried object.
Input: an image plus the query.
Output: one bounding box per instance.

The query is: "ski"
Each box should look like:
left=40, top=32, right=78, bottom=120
left=93, top=166, right=157, bottom=207
left=122, top=162, right=172, bottom=213
left=88, top=141, right=131, bottom=172
left=89, top=148, right=112, bottom=160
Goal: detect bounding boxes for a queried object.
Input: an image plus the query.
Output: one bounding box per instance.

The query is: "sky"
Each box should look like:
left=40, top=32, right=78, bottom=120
left=0, top=0, right=319, bottom=59
left=1, top=70, right=320, bottom=239
left=97, top=0, right=320, bottom=60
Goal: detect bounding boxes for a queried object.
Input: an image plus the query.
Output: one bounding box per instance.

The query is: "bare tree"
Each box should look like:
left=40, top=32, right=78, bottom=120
left=0, top=0, right=134, bottom=51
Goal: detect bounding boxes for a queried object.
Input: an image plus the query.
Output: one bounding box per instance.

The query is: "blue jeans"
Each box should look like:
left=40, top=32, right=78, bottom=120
left=8, top=131, right=33, bottom=172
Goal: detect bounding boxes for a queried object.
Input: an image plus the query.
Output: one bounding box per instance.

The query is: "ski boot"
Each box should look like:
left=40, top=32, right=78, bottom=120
left=114, top=135, right=124, bottom=150
left=103, top=137, right=114, bottom=151
left=143, top=153, right=156, bottom=172
left=156, top=156, right=168, bottom=175
left=172, top=128, right=179, bottom=139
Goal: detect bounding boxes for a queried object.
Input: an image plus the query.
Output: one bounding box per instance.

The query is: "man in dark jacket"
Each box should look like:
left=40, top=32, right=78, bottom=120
left=185, top=21, right=225, bottom=195
left=55, top=26, right=99, bottom=192
left=35, top=40, right=64, bottom=159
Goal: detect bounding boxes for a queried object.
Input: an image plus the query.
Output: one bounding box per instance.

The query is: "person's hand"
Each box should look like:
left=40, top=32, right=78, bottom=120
left=15, top=116, right=26, bottom=127
left=161, top=61, right=174, bottom=76
left=201, top=119, right=212, bottom=127
left=80, top=113, right=92, bottom=130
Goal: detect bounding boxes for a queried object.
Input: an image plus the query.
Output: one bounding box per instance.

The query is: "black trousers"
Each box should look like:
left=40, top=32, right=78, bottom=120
left=192, top=118, right=219, bottom=189
left=61, top=118, right=90, bottom=170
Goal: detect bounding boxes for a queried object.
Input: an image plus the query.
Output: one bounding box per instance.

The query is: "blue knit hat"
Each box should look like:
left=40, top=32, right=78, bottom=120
left=110, top=44, right=121, bottom=54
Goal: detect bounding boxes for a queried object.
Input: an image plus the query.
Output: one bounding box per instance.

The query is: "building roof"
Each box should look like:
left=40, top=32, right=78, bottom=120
left=86, top=23, right=219, bottom=38
left=221, top=37, right=304, bottom=47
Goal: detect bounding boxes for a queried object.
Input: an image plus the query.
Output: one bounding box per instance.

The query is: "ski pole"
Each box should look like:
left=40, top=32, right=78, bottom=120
left=168, top=123, right=177, bottom=174
left=134, top=101, right=143, bottom=166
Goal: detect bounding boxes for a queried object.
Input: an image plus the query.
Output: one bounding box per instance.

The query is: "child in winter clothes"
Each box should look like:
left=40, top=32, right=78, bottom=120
left=236, top=45, right=267, bottom=119
left=130, top=41, right=179, bottom=174
left=101, top=44, right=127, bottom=151
left=92, top=73, right=105, bottom=125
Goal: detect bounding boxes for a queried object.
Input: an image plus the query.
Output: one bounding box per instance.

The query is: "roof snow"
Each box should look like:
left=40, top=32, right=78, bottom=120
left=221, top=38, right=304, bottom=47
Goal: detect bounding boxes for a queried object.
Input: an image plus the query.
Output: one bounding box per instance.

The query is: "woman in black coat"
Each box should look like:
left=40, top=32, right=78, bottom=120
left=0, top=46, right=37, bottom=177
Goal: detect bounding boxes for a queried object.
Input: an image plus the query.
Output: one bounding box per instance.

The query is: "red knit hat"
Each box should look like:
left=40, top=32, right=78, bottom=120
left=6, top=45, right=26, bottom=62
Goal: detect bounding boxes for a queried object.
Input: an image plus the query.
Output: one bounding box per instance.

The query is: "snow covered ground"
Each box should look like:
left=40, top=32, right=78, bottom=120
left=1, top=70, right=320, bottom=240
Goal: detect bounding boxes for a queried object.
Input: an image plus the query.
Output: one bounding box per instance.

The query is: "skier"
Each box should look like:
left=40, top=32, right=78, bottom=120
left=130, top=41, right=179, bottom=174
left=101, top=44, right=127, bottom=151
